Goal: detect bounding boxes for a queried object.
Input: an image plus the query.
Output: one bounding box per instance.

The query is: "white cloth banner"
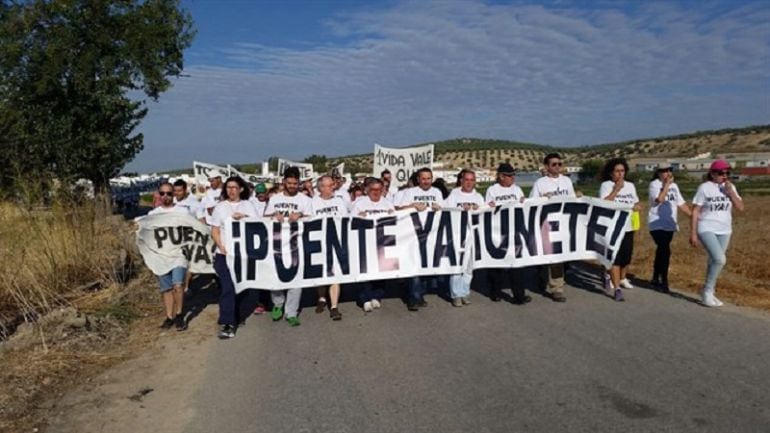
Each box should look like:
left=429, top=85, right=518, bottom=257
left=222, top=197, right=631, bottom=292
left=373, top=143, right=434, bottom=187
left=135, top=213, right=216, bottom=275
left=227, top=165, right=270, bottom=184
left=277, top=159, right=314, bottom=179
left=193, top=161, right=228, bottom=184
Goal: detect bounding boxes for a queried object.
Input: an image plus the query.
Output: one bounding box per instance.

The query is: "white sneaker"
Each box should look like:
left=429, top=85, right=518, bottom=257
left=363, top=301, right=373, bottom=312
left=371, top=299, right=381, bottom=309
left=701, top=293, right=719, bottom=307
left=619, top=278, right=634, bottom=289
left=712, top=296, right=724, bottom=307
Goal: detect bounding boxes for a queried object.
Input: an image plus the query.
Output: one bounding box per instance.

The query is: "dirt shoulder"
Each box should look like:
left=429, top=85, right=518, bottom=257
left=43, top=307, right=216, bottom=433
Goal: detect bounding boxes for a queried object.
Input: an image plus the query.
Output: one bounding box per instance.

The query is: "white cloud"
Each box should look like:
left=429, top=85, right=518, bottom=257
left=128, top=0, right=770, bottom=172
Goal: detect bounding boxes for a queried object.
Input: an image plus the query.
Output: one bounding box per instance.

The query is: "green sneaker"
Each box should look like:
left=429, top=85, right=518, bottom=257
left=271, top=306, right=283, bottom=321
left=286, top=316, right=300, bottom=327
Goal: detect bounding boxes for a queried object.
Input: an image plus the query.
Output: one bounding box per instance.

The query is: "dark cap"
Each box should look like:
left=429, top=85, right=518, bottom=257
left=496, top=163, right=516, bottom=175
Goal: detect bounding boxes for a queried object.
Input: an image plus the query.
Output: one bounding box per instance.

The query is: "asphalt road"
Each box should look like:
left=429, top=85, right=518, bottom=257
left=184, top=267, right=770, bottom=433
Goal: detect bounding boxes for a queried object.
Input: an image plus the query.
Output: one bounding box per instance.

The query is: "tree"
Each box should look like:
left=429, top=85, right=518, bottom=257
left=579, top=159, right=604, bottom=182
left=0, top=0, right=195, bottom=194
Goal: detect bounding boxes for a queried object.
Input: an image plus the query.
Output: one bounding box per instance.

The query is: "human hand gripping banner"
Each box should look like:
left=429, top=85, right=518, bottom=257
left=135, top=213, right=216, bottom=275
left=222, top=197, right=631, bottom=292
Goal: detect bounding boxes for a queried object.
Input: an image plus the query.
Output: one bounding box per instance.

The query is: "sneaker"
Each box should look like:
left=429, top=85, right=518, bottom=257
left=551, top=292, right=567, bottom=303
left=406, top=300, right=419, bottom=311
left=330, top=307, right=342, bottom=321
left=363, top=301, right=373, bottom=312
left=614, top=288, right=625, bottom=302
left=712, top=296, right=724, bottom=307
left=371, top=299, right=381, bottom=309
left=452, top=298, right=463, bottom=307
left=253, top=304, right=266, bottom=315
left=619, top=278, right=634, bottom=290
left=271, top=306, right=284, bottom=321
left=512, top=295, right=532, bottom=305
left=160, top=317, right=175, bottom=329
left=461, top=296, right=472, bottom=305
left=417, top=297, right=428, bottom=308
left=701, top=289, right=719, bottom=307
left=175, top=314, right=187, bottom=331
left=315, top=297, right=327, bottom=314
left=217, top=325, right=236, bottom=339
left=286, top=316, right=301, bottom=327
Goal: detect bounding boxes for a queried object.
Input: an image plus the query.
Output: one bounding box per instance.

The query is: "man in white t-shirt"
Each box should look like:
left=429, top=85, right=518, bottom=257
left=530, top=153, right=575, bottom=302
left=350, top=178, right=396, bottom=313
left=263, top=167, right=312, bottom=326
left=248, top=183, right=268, bottom=217
left=172, top=179, right=203, bottom=294
left=200, top=174, right=223, bottom=225
left=443, top=170, right=485, bottom=307
left=481, top=163, right=533, bottom=305
left=397, top=168, right=444, bottom=311
left=148, top=182, right=189, bottom=331
left=310, top=175, right=349, bottom=320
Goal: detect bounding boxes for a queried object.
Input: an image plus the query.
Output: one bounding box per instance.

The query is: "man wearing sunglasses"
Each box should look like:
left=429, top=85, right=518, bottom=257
left=147, top=182, right=189, bottom=331
left=530, top=153, right=576, bottom=302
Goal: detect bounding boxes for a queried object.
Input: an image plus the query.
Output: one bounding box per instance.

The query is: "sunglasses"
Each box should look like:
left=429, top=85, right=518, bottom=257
left=159, top=191, right=173, bottom=196
left=713, top=170, right=730, bottom=176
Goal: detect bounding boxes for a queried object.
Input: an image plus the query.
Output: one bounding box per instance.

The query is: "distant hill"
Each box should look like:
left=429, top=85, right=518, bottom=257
left=151, top=125, right=770, bottom=175
left=326, top=125, right=770, bottom=173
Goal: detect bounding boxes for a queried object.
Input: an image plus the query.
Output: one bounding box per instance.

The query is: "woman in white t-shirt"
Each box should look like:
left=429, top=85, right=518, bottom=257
left=210, top=176, right=259, bottom=339
left=647, top=164, right=691, bottom=293
left=690, top=160, right=744, bottom=307
left=599, top=158, right=640, bottom=302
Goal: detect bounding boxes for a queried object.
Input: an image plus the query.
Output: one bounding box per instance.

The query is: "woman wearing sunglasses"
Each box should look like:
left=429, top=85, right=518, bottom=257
left=690, top=160, right=744, bottom=307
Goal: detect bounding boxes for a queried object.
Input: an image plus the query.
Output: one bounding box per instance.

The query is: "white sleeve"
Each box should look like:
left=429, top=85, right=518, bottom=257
left=648, top=181, right=659, bottom=204
left=484, top=187, right=494, bottom=204
left=630, top=183, right=639, bottom=204
left=515, top=185, right=525, bottom=201
left=264, top=198, right=276, bottom=216
left=210, top=205, right=223, bottom=228
left=675, top=185, right=686, bottom=206
left=566, top=179, right=576, bottom=197
left=599, top=181, right=613, bottom=199
left=692, top=185, right=706, bottom=206
left=529, top=181, right=539, bottom=198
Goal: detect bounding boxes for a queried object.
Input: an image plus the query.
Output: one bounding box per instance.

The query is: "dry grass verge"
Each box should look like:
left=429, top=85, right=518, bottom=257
left=631, top=195, right=770, bottom=310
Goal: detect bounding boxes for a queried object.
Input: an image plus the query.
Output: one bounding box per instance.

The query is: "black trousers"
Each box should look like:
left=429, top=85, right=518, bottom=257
left=650, top=230, right=674, bottom=284
left=486, top=268, right=527, bottom=301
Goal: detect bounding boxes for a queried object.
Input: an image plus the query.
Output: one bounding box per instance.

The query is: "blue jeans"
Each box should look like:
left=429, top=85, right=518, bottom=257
left=214, top=254, right=237, bottom=326
left=356, top=282, right=385, bottom=306
left=697, top=232, right=731, bottom=290
left=450, top=274, right=471, bottom=299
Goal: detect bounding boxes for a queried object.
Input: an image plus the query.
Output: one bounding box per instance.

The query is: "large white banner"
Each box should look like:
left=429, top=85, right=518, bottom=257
left=193, top=161, right=229, bottom=184
left=373, top=143, right=434, bottom=187
left=222, top=198, right=631, bottom=291
left=277, top=159, right=314, bottom=179
left=135, top=213, right=216, bottom=275
left=227, top=165, right=271, bottom=185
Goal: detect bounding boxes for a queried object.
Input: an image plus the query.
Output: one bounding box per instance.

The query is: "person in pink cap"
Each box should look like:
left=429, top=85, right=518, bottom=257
left=690, top=160, right=744, bottom=307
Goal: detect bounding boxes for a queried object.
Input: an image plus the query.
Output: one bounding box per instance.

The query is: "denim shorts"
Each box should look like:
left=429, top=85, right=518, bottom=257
left=158, top=266, right=187, bottom=292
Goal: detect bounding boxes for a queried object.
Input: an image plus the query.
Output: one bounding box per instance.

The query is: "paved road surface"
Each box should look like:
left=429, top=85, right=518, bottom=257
left=184, top=269, right=770, bottom=433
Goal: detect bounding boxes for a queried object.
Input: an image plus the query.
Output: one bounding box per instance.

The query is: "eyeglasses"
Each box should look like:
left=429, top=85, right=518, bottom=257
left=549, top=162, right=563, bottom=167
left=159, top=191, right=173, bottom=196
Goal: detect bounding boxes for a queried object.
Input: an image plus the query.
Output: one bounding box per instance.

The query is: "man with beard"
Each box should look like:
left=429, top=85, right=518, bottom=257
left=264, top=167, right=313, bottom=326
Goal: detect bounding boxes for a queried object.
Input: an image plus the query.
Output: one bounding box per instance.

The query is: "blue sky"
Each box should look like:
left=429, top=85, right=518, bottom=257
left=126, top=0, right=770, bottom=173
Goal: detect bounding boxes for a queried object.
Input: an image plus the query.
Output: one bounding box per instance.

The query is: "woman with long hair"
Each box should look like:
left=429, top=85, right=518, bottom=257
left=647, top=164, right=691, bottom=293
left=599, top=158, right=640, bottom=302
left=690, top=160, right=744, bottom=307
left=210, top=176, right=259, bottom=339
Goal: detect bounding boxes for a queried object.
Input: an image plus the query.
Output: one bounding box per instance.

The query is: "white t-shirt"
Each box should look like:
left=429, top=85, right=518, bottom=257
left=200, top=188, right=222, bottom=223
left=264, top=192, right=313, bottom=218
left=399, top=186, right=443, bottom=208
left=174, top=195, right=202, bottom=217
left=352, top=196, right=395, bottom=217
left=599, top=180, right=639, bottom=232
left=529, top=175, right=575, bottom=199
left=248, top=197, right=267, bottom=217
left=693, top=181, right=740, bottom=235
left=444, top=188, right=484, bottom=209
left=147, top=205, right=187, bottom=216
left=485, top=183, right=525, bottom=206
left=648, top=179, right=686, bottom=232
left=210, top=200, right=260, bottom=255
left=333, top=188, right=353, bottom=211
left=311, top=196, right=349, bottom=218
